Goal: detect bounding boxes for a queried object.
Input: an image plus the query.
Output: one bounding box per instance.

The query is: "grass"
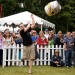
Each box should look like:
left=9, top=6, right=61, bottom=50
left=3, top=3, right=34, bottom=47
left=0, top=66, right=75, bottom=75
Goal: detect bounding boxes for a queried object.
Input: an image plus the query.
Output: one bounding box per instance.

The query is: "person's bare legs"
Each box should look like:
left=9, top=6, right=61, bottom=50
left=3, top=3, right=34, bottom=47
left=28, top=59, right=34, bottom=74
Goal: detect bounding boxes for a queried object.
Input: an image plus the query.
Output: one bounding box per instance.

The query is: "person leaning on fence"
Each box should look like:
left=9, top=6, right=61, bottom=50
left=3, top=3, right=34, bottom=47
left=54, top=31, right=64, bottom=47
left=3, top=29, right=14, bottom=46
left=48, top=31, right=54, bottom=48
left=11, top=31, right=23, bottom=61
left=11, top=32, right=23, bottom=45
left=37, top=31, right=48, bottom=47
left=3, top=29, right=14, bottom=66
left=31, top=30, right=39, bottom=59
left=19, top=14, right=35, bottom=74
left=50, top=50, right=64, bottom=67
left=48, top=30, right=55, bottom=59
left=37, top=31, right=48, bottom=60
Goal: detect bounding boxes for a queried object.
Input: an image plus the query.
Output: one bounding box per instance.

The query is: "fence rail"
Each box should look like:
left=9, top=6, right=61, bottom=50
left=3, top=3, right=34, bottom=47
left=2, top=44, right=65, bottom=68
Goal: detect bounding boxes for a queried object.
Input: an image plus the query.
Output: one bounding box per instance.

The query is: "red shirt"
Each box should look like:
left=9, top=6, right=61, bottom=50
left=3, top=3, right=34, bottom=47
left=37, top=37, right=48, bottom=46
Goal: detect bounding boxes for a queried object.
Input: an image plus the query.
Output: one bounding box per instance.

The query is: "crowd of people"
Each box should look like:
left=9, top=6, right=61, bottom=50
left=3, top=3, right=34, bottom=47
left=0, top=28, right=75, bottom=67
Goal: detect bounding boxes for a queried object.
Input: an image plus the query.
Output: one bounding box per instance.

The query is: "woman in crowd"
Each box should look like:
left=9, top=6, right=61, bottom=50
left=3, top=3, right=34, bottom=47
left=3, top=29, right=14, bottom=66
left=37, top=31, right=48, bottom=60
left=3, top=29, right=14, bottom=46
left=37, top=31, right=48, bottom=46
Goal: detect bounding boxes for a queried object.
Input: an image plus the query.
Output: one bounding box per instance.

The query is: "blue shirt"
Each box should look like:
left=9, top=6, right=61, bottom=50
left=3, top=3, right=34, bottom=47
left=31, top=35, right=38, bottom=43
left=64, top=37, right=74, bottom=50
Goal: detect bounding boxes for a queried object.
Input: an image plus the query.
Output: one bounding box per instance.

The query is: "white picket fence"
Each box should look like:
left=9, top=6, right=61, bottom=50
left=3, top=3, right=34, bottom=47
left=2, top=44, right=65, bottom=68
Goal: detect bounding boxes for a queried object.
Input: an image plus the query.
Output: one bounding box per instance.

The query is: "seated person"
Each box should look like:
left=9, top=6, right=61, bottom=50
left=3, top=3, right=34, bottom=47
left=50, top=50, right=64, bottom=67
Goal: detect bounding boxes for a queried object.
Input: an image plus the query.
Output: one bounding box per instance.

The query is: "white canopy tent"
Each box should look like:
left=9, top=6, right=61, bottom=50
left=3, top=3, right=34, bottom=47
left=0, top=11, right=55, bottom=32
left=0, top=26, right=19, bottom=33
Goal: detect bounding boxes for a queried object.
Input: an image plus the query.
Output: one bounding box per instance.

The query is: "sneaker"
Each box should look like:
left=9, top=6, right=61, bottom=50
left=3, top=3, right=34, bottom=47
left=18, top=61, right=23, bottom=66
left=67, top=66, right=69, bottom=67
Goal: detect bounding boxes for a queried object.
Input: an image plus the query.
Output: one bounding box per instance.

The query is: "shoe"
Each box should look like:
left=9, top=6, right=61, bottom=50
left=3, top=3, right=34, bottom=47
left=18, top=61, right=23, bottom=66
left=67, top=66, right=69, bottom=67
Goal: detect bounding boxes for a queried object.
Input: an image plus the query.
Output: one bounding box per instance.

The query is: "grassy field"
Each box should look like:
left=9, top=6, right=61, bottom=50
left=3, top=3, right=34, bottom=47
left=0, top=66, right=75, bottom=75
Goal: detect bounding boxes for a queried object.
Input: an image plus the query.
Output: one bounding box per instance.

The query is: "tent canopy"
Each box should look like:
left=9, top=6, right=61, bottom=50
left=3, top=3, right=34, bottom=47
left=0, top=11, right=55, bottom=28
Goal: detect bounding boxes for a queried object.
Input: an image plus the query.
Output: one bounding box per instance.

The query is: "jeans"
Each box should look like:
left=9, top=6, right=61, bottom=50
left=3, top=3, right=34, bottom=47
left=65, top=50, right=72, bottom=67
left=72, top=51, right=75, bottom=66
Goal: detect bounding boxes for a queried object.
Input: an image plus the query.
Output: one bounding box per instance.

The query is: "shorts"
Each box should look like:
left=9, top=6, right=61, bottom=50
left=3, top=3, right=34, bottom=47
left=22, top=44, right=35, bottom=60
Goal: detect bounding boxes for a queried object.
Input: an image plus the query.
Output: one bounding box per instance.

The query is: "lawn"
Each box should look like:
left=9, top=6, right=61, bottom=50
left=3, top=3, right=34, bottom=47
left=0, top=66, right=75, bottom=75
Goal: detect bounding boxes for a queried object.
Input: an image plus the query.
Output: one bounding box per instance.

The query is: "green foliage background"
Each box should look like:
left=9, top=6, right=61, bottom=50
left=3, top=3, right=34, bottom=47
left=0, top=0, right=75, bottom=33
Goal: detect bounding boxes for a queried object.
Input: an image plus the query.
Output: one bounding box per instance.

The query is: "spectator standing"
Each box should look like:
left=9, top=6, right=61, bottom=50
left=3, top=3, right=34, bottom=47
left=55, top=31, right=64, bottom=47
left=31, top=30, right=38, bottom=45
left=64, top=32, right=74, bottom=67
left=37, top=31, right=48, bottom=47
left=37, top=31, right=48, bottom=60
left=11, top=32, right=23, bottom=62
left=31, top=30, right=39, bottom=59
left=3, top=30, right=14, bottom=46
left=44, top=29, right=49, bottom=40
left=48, top=31, right=55, bottom=48
left=3, top=29, right=14, bottom=66
left=48, top=30, right=56, bottom=59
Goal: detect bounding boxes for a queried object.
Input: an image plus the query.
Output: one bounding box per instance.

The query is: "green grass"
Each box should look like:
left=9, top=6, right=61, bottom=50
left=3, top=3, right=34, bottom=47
left=0, top=66, right=75, bottom=75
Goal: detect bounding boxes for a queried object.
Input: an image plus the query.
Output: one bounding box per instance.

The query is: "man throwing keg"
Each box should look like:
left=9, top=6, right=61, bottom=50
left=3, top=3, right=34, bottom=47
left=19, top=14, right=35, bottom=74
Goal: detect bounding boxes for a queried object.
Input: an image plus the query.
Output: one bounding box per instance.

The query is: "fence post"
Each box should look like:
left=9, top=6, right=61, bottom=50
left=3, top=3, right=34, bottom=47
left=48, top=45, right=50, bottom=65
left=36, top=45, right=39, bottom=66
left=12, top=44, right=16, bottom=66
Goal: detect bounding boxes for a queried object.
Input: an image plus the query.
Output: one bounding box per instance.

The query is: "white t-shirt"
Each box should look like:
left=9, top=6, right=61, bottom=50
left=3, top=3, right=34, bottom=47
left=44, top=34, right=49, bottom=40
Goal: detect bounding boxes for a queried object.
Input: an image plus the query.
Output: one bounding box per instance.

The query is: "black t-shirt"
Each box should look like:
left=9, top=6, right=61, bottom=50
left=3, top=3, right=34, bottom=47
left=20, top=27, right=32, bottom=46
left=55, top=37, right=64, bottom=47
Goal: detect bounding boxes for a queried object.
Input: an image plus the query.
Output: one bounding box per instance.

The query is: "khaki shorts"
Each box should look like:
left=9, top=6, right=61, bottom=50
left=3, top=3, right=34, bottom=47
left=22, top=44, right=35, bottom=60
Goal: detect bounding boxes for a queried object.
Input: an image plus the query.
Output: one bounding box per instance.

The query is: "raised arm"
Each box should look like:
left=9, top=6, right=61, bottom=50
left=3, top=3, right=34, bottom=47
left=23, top=14, right=35, bottom=32
left=30, top=14, right=35, bottom=29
